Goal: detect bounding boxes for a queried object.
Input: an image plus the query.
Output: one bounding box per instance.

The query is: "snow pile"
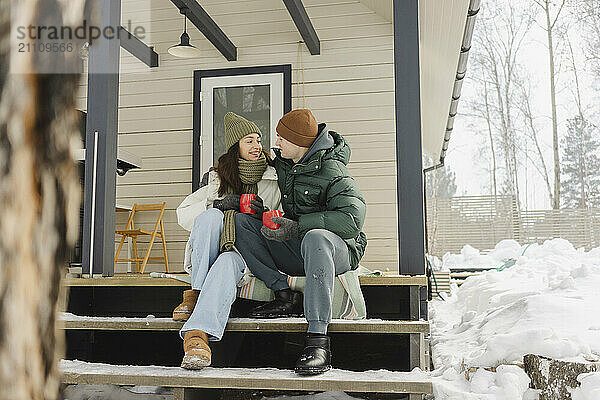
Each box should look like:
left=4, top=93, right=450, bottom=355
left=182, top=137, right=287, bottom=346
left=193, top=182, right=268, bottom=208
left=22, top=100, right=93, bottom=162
left=429, top=238, right=600, bottom=399
left=438, top=239, right=525, bottom=271
left=430, top=364, right=535, bottom=399
left=569, top=372, right=600, bottom=400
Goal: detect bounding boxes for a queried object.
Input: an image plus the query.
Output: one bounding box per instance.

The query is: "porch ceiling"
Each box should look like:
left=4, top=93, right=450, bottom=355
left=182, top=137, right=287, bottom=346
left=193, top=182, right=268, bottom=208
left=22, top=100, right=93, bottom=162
left=361, top=0, right=471, bottom=162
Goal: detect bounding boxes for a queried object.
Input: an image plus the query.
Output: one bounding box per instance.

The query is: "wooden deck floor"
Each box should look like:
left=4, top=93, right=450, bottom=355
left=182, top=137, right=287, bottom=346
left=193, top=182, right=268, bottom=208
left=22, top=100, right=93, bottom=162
left=63, top=274, right=428, bottom=287
left=60, top=359, right=433, bottom=395
left=59, top=314, right=430, bottom=334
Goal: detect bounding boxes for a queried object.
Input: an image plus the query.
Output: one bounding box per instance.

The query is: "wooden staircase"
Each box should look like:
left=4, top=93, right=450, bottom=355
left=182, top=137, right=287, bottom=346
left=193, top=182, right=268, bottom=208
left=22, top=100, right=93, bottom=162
left=60, top=274, right=432, bottom=399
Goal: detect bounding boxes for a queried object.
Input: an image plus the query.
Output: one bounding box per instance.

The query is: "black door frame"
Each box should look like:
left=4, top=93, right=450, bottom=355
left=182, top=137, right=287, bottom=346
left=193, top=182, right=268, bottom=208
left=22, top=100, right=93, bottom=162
left=192, top=64, right=292, bottom=191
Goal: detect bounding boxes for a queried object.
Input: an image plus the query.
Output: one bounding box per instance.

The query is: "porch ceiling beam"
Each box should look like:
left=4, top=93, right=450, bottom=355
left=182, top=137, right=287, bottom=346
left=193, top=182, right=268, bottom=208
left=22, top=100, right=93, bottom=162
left=118, top=26, right=158, bottom=67
left=282, top=0, right=320, bottom=55
left=170, top=0, right=237, bottom=61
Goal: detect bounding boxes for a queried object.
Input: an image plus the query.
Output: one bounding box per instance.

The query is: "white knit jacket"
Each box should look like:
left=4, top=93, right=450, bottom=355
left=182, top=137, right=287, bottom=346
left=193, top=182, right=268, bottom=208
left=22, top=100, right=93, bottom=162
left=176, top=166, right=281, bottom=274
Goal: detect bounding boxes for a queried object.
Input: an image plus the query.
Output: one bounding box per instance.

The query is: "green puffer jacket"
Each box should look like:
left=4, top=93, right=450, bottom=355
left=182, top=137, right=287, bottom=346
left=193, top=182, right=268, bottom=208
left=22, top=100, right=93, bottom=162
left=273, top=124, right=367, bottom=269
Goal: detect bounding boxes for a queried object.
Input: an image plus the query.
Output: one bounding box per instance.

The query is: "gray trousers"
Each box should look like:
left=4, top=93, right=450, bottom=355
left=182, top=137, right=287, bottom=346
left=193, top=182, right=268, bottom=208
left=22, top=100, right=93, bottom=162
left=234, top=214, right=351, bottom=334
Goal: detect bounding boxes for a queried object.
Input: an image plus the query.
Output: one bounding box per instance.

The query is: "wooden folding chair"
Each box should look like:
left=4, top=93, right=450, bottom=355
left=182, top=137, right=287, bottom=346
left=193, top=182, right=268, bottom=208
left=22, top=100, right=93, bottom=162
left=114, top=202, right=169, bottom=274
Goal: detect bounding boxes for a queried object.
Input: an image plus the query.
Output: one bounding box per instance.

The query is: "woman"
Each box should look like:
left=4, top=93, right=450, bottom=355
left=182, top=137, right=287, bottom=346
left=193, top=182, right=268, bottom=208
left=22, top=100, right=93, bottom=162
left=174, top=112, right=280, bottom=370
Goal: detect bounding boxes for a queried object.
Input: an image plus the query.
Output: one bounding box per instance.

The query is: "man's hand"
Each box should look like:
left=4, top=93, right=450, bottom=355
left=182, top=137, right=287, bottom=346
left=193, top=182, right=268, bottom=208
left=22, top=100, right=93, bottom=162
left=261, top=216, right=299, bottom=242
left=249, top=195, right=268, bottom=220
left=213, top=194, right=241, bottom=212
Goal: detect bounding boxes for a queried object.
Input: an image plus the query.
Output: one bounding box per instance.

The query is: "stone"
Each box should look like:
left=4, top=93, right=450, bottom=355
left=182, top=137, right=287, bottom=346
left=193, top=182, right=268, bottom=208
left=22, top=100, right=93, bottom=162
left=523, top=354, right=600, bottom=400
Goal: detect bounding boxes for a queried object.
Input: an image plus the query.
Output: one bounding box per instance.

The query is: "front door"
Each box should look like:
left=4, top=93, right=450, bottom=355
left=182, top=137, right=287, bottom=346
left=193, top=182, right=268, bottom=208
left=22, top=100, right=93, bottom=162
left=193, top=65, right=291, bottom=190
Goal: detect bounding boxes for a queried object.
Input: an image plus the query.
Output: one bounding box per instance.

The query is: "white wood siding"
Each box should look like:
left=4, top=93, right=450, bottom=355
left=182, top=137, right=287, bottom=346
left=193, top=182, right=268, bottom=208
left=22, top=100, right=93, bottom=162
left=77, top=0, right=399, bottom=273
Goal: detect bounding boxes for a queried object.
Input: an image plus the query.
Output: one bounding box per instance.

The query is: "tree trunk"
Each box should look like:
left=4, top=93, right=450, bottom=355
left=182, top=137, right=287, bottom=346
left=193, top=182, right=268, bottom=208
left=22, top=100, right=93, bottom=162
left=524, top=354, right=600, bottom=400
left=579, top=151, right=586, bottom=208
left=0, top=1, right=85, bottom=399
left=567, top=38, right=588, bottom=209
left=491, top=63, right=517, bottom=198
left=521, top=89, right=554, bottom=205
left=542, top=0, right=562, bottom=209
left=503, top=64, right=521, bottom=208
left=483, top=82, right=498, bottom=197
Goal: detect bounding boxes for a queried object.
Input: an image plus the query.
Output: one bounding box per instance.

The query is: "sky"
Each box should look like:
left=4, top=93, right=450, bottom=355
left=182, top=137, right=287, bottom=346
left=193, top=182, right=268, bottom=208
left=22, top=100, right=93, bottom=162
left=444, top=0, right=598, bottom=210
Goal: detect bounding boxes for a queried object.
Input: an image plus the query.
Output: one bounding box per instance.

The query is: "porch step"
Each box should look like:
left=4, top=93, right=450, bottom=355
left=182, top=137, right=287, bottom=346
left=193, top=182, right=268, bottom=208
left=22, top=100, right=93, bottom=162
left=63, top=274, right=428, bottom=287
left=59, top=314, right=429, bottom=334
left=60, top=359, right=433, bottom=396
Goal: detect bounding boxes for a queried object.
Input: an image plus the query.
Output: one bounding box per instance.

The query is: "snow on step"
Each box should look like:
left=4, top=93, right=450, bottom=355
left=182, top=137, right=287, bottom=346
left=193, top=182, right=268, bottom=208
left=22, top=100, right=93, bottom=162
left=59, top=313, right=429, bottom=334
left=60, top=360, right=433, bottom=394
left=63, top=275, right=428, bottom=287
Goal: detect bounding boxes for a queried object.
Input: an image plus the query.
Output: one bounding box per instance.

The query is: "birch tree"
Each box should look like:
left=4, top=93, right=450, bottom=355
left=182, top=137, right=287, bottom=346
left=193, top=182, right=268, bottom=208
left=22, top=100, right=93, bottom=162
left=533, top=0, right=568, bottom=209
left=0, top=1, right=87, bottom=399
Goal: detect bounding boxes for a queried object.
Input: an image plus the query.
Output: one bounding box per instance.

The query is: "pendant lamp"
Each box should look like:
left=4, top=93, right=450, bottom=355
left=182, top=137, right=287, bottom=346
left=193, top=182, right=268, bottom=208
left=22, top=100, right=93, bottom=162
left=168, top=8, right=201, bottom=58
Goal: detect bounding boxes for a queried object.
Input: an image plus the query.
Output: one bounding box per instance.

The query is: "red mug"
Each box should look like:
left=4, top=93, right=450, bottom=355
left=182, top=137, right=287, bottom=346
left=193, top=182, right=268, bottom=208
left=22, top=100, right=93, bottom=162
left=263, top=210, right=283, bottom=229
left=239, top=194, right=257, bottom=214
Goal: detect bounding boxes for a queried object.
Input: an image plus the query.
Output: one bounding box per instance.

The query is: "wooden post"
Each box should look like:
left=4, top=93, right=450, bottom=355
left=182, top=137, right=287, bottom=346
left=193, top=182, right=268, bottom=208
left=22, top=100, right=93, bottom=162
left=82, top=0, right=121, bottom=276
left=393, top=0, right=426, bottom=276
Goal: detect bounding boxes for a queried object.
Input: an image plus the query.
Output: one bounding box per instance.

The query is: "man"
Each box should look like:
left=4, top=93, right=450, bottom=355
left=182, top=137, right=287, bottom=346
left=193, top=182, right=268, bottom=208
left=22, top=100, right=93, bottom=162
left=235, top=109, right=367, bottom=375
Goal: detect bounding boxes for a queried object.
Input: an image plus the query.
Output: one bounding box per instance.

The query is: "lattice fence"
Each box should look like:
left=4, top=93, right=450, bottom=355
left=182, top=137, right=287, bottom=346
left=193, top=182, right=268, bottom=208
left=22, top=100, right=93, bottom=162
left=518, top=208, right=600, bottom=250
left=426, top=195, right=600, bottom=256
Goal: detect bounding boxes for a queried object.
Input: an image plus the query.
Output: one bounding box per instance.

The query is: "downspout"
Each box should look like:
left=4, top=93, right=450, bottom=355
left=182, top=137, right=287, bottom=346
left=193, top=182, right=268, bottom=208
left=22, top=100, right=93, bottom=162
left=423, top=0, right=481, bottom=173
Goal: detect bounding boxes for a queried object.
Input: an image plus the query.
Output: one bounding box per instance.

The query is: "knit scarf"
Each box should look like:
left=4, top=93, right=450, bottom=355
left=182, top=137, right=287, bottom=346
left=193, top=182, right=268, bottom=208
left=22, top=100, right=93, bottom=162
left=219, top=153, right=268, bottom=252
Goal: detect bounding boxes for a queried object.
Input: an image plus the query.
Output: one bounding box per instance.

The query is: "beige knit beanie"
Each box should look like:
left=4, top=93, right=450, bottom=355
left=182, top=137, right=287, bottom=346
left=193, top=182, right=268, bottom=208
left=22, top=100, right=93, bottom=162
left=224, top=112, right=262, bottom=150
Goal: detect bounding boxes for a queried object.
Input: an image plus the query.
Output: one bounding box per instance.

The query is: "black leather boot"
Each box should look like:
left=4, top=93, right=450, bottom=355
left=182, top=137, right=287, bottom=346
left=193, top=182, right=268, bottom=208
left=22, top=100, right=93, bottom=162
left=294, top=334, right=331, bottom=375
left=248, top=288, right=303, bottom=318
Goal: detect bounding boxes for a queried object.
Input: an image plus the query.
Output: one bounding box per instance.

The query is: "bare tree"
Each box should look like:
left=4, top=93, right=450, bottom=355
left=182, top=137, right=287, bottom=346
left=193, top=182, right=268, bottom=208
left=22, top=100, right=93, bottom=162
left=461, top=65, right=499, bottom=197
left=533, top=0, right=568, bottom=209
left=578, top=0, right=600, bottom=75
left=565, top=35, right=587, bottom=121
left=0, top=1, right=86, bottom=399
left=483, top=81, right=498, bottom=197
left=517, top=80, right=554, bottom=205
left=470, top=2, right=536, bottom=207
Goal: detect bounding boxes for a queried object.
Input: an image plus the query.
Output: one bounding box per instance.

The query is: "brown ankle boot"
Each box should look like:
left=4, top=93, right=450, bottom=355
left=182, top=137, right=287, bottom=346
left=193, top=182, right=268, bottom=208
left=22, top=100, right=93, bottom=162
left=181, top=330, right=211, bottom=370
left=172, top=289, right=200, bottom=321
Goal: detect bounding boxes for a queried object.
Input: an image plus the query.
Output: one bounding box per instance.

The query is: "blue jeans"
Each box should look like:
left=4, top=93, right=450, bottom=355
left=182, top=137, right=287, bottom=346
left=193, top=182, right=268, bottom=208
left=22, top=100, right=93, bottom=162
left=179, top=208, right=245, bottom=341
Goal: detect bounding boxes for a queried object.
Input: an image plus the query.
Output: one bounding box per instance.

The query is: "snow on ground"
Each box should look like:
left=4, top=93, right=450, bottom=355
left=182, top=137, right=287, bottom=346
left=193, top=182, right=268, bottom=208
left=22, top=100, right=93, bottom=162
left=429, top=238, right=600, bottom=399
left=569, top=372, right=600, bottom=399
left=430, top=239, right=525, bottom=271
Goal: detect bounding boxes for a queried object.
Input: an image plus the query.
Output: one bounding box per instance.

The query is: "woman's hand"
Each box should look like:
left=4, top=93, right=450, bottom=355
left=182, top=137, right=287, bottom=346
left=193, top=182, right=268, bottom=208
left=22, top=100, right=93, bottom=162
left=213, top=194, right=241, bottom=212
left=249, top=195, right=268, bottom=219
